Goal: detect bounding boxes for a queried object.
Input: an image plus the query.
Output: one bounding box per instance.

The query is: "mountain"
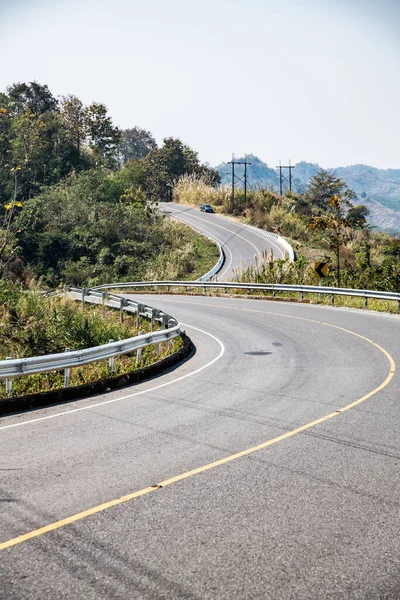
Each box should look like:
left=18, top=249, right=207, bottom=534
left=215, top=157, right=400, bottom=232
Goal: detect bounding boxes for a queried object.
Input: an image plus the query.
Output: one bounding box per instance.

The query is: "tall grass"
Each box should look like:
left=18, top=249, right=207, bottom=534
left=173, top=174, right=229, bottom=208
left=0, top=287, right=135, bottom=360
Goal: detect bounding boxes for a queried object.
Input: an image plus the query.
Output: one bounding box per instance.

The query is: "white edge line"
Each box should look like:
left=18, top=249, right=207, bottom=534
left=0, top=323, right=225, bottom=432
left=166, top=207, right=233, bottom=278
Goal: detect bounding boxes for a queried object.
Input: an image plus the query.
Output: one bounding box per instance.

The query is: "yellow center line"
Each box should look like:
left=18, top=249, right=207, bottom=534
left=0, top=303, right=396, bottom=552
left=168, top=207, right=264, bottom=263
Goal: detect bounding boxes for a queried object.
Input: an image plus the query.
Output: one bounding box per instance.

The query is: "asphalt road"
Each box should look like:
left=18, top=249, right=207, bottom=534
left=159, top=202, right=286, bottom=279
left=1, top=295, right=399, bottom=599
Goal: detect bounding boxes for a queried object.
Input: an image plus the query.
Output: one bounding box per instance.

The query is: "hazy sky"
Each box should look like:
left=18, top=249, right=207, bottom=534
left=0, top=0, right=399, bottom=169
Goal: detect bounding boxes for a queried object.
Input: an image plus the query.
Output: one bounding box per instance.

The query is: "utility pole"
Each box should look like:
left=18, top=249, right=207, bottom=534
left=278, top=160, right=283, bottom=196
left=244, top=160, right=248, bottom=205
left=276, top=160, right=295, bottom=195
left=228, top=154, right=252, bottom=213
left=231, top=155, right=235, bottom=212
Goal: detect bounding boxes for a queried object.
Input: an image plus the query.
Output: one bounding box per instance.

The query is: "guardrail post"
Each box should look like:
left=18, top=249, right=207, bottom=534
left=5, top=357, right=12, bottom=396
left=102, top=292, right=108, bottom=319
left=151, top=309, right=155, bottom=331
left=364, top=296, right=368, bottom=308
left=64, top=348, right=71, bottom=388
left=119, top=298, right=125, bottom=323
left=136, top=333, right=143, bottom=365
left=398, top=300, right=400, bottom=312
left=157, top=343, right=161, bottom=358
left=167, top=319, right=174, bottom=350
left=108, top=340, right=115, bottom=374
left=331, top=294, right=335, bottom=305
left=136, top=305, right=140, bottom=329
left=81, top=288, right=87, bottom=310
left=136, top=304, right=144, bottom=329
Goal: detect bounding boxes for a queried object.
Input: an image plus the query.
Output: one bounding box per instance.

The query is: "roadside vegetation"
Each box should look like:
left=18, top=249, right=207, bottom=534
left=0, top=282, right=182, bottom=398
left=173, top=171, right=400, bottom=294
left=0, top=81, right=220, bottom=286
left=0, top=80, right=220, bottom=396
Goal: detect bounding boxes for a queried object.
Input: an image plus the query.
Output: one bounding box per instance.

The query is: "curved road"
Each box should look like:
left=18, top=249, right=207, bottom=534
left=1, top=295, right=399, bottom=599
left=160, top=202, right=286, bottom=279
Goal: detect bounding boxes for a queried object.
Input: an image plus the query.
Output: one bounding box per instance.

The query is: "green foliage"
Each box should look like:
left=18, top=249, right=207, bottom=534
left=0, top=81, right=122, bottom=213
left=16, top=167, right=162, bottom=285
left=1, top=80, right=223, bottom=288
left=305, top=168, right=356, bottom=211
left=59, top=95, right=86, bottom=153
left=346, top=204, right=370, bottom=228
left=143, top=138, right=220, bottom=202
left=7, top=82, right=58, bottom=116
left=12, top=162, right=218, bottom=286
left=0, top=285, right=133, bottom=359
left=84, top=102, right=122, bottom=166
left=308, top=196, right=356, bottom=286
left=144, top=221, right=220, bottom=281
left=120, top=127, right=157, bottom=163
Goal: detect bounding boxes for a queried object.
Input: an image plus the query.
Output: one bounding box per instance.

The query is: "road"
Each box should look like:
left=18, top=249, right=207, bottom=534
left=159, top=202, right=286, bottom=279
left=1, top=295, right=399, bottom=599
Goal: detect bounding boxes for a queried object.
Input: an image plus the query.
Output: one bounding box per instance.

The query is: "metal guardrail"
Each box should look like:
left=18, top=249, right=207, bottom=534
left=240, top=223, right=295, bottom=262
left=0, top=288, right=181, bottom=385
left=194, top=234, right=225, bottom=282
left=91, top=280, right=400, bottom=306
left=2, top=279, right=398, bottom=391
left=198, top=244, right=225, bottom=282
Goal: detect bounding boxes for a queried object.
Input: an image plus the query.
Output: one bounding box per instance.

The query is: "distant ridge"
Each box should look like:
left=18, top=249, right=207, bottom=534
left=215, top=157, right=400, bottom=232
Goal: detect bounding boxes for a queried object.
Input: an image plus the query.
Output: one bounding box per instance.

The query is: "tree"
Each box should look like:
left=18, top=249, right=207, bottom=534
left=84, top=103, right=122, bottom=166
left=346, top=204, right=370, bottom=228
left=305, top=169, right=356, bottom=211
left=120, top=127, right=157, bottom=163
left=7, top=81, right=58, bottom=117
left=308, top=195, right=358, bottom=287
left=143, top=137, right=220, bottom=201
left=0, top=167, right=23, bottom=276
left=195, top=163, right=221, bottom=187
left=60, top=95, right=86, bottom=154
left=9, top=108, right=80, bottom=199
left=0, top=103, right=12, bottom=206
